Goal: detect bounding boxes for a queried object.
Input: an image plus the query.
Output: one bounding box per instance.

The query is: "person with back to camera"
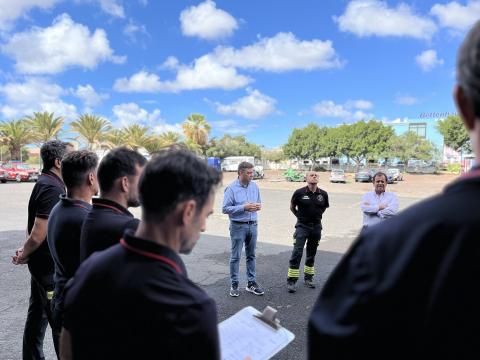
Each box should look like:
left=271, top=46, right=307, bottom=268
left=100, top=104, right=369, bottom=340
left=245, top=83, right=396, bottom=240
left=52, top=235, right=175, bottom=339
left=308, top=21, right=480, bottom=359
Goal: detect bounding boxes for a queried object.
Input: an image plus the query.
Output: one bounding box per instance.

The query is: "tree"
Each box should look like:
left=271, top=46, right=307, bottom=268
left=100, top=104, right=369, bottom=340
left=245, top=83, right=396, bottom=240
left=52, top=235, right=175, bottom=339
left=26, top=111, right=64, bottom=143
left=0, top=119, right=34, bottom=160
left=105, top=129, right=126, bottom=148
left=282, top=123, right=329, bottom=165
left=205, top=135, right=262, bottom=158
left=261, top=148, right=286, bottom=163
left=70, top=114, right=111, bottom=150
left=344, top=120, right=394, bottom=165
left=182, top=113, right=211, bottom=154
left=159, top=131, right=181, bottom=147
left=436, top=115, right=471, bottom=153
left=389, top=131, right=438, bottom=164
left=122, top=124, right=151, bottom=151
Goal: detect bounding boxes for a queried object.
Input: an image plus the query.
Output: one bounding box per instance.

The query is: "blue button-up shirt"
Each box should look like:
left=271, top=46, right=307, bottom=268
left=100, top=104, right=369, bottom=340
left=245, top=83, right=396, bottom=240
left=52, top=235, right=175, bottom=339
left=361, top=191, right=399, bottom=227
left=222, top=178, right=261, bottom=222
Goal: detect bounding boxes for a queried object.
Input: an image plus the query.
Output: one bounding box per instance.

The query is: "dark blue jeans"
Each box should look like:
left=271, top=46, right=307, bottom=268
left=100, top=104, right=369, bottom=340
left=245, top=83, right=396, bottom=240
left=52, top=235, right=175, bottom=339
left=229, top=222, right=257, bottom=284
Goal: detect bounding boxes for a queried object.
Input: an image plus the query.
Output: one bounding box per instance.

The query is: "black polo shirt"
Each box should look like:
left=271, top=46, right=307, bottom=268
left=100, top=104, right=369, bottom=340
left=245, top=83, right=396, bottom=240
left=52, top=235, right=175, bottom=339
left=291, top=186, right=329, bottom=225
left=79, top=198, right=139, bottom=261
left=63, top=231, right=220, bottom=360
left=47, top=196, right=91, bottom=308
left=27, top=170, right=65, bottom=281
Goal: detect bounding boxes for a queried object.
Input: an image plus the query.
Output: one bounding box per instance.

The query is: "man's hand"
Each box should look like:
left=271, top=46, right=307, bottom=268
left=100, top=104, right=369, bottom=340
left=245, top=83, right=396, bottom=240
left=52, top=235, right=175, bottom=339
left=12, top=247, right=28, bottom=265
left=378, top=203, right=386, bottom=210
left=244, top=202, right=261, bottom=212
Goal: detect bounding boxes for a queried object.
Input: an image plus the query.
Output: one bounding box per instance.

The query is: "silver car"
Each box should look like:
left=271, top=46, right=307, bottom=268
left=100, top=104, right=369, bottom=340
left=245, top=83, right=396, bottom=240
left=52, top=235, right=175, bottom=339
left=330, top=169, right=346, bottom=183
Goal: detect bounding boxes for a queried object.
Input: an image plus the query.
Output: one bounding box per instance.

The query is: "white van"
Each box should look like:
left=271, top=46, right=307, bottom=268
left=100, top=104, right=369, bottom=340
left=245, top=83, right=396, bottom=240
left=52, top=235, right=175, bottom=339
left=221, top=156, right=255, bottom=172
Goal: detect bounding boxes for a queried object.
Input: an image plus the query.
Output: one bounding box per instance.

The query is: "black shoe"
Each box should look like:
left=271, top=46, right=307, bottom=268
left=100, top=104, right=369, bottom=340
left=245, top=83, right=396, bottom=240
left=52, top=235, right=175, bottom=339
left=287, top=280, right=297, bottom=293
left=229, top=282, right=239, bottom=297
left=304, top=278, right=316, bottom=288
left=246, top=281, right=264, bottom=295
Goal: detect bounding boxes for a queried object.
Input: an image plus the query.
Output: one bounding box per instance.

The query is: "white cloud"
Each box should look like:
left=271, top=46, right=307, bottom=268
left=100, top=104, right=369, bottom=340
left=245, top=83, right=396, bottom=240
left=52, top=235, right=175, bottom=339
left=138, top=0, right=148, bottom=6
left=0, top=77, right=77, bottom=119
left=345, top=99, right=373, bottom=110
left=211, top=89, right=277, bottom=119
left=395, top=94, right=418, bottom=105
left=114, top=56, right=252, bottom=93
left=98, top=0, right=125, bottom=18
left=381, top=117, right=410, bottom=124
left=160, top=56, right=180, bottom=70
left=211, top=119, right=258, bottom=135
left=123, top=19, right=149, bottom=42
left=212, top=32, right=342, bottom=72
left=113, top=71, right=163, bottom=92
left=153, top=123, right=183, bottom=135
left=73, top=84, right=109, bottom=111
left=2, top=14, right=125, bottom=74
left=112, top=102, right=162, bottom=126
left=415, top=50, right=444, bottom=71
left=431, top=1, right=480, bottom=32
left=335, top=0, right=437, bottom=40
left=0, top=0, right=61, bottom=29
left=180, top=0, right=238, bottom=40
left=312, top=100, right=374, bottom=121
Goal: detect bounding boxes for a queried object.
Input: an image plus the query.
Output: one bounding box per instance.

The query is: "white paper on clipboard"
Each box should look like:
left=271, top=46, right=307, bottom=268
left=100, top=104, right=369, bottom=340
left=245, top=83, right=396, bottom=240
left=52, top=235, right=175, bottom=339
left=219, top=306, right=295, bottom=360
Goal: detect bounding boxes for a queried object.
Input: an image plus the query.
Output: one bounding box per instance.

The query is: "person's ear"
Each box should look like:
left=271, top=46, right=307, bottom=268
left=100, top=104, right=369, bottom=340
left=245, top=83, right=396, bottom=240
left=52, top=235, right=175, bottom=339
left=454, top=85, right=476, bottom=131
left=54, top=158, right=62, bottom=170
left=181, top=200, right=196, bottom=226
left=121, top=176, right=129, bottom=193
left=88, top=172, right=95, bottom=186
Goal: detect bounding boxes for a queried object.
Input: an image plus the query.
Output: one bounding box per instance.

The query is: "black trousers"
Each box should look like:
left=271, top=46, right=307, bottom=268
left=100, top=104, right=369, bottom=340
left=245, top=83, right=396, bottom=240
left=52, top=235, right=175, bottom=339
left=23, top=275, right=60, bottom=360
left=288, top=223, right=321, bottom=281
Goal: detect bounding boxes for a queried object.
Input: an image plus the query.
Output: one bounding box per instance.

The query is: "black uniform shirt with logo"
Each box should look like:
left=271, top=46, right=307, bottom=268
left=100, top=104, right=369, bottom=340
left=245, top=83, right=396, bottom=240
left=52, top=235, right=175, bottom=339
left=79, top=198, right=139, bottom=261
left=291, top=186, right=329, bottom=225
left=27, top=170, right=65, bottom=281
left=63, top=231, right=220, bottom=360
left=47, top=196, right=91, bottom=308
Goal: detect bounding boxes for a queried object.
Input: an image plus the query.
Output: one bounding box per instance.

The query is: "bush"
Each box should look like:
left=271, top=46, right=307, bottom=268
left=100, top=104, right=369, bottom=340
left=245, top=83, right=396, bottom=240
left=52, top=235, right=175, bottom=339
left=446, top=163, right=461, bottom=174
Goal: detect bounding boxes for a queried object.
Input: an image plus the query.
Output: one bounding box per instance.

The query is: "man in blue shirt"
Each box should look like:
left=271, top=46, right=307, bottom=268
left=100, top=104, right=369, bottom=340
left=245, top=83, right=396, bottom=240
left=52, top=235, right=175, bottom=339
left=360, top=172, right=398, bottom=228
left=223, top=161, right=264, bottom=297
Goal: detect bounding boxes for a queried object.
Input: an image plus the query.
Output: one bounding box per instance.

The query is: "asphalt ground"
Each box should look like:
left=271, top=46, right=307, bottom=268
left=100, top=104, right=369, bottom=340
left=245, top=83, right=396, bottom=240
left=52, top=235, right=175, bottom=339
left=0, top=181, right=423, bottom=360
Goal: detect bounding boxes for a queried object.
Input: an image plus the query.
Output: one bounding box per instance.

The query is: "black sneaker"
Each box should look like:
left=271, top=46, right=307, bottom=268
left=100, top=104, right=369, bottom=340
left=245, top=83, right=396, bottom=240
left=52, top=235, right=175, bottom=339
left=229, top=282, right=239, bottom=297
left=287, top=280, right=297, bottom=293
left=304, top=278, right=316, bottom=288
left=246, top=281, right=264, bottom=296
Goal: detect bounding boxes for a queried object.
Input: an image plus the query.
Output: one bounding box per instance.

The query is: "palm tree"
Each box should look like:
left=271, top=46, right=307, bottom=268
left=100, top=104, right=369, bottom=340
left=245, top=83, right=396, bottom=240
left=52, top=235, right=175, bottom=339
left=159, top=131, right=180, bottom=147
left=26, top=111, right=64, bottom=143
left=182, top=113, right=211, bottom=154
left=105, top=129, right=126, bottom=149
left=122, top=124, right=151, bottom=151
left=0, top=119, right=35, bottom=160
left=70, top=114, right=111, bottom=150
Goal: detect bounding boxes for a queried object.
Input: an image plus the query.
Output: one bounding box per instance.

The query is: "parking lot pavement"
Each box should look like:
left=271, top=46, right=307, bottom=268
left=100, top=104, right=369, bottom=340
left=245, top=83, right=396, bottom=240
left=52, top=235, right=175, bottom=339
left=0, top=182, right=422, bottom=359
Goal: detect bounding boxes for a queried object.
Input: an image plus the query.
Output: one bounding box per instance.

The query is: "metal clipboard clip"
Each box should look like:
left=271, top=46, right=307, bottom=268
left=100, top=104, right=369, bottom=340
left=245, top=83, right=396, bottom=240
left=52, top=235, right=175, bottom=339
left=254, top=306, right=281, bottom=330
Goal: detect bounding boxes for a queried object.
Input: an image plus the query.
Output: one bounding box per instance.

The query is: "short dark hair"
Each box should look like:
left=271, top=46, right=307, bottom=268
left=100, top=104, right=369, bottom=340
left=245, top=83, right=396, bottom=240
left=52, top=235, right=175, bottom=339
left=457, top=20, right=480, bottom=118
left=139, top=148, right=221, bottom=221
left=61, top=150, right=98, bottom=189
left=238, top=161, right=254, bottom=173
left=97, top=147, right=147, bottom=193
left=40, top=140, right=70, bottom=170
left=373, top=172, right=387, bottom=182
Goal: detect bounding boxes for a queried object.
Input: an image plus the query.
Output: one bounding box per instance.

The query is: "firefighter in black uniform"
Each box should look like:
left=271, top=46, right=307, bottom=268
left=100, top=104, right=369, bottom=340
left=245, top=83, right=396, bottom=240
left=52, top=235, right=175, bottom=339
left=287, top=170, right=329, bottom=292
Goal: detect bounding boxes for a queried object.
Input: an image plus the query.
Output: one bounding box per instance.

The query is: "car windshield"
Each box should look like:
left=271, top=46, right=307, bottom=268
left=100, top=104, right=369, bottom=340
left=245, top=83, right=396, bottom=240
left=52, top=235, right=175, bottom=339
left=16, top=164, right=31, bottom=169
left=332, top=170, right=344, bottom=174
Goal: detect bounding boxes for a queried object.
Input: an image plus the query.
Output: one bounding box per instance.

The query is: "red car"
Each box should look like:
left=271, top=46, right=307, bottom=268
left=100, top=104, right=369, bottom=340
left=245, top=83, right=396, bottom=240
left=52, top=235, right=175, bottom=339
left=1, top=162, right=39, bottom=182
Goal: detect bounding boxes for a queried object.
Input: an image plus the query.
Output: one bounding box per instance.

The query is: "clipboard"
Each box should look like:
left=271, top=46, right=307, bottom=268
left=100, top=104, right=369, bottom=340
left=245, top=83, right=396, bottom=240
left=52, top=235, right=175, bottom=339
left=218, top=306, right=295, bottom=360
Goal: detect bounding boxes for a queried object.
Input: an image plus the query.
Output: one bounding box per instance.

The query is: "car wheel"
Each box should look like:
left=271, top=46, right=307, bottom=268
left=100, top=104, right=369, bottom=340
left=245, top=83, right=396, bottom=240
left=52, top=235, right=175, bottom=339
left=15, top=174, right=22, bottom=182
left=0, top=179, right=6, bottom=183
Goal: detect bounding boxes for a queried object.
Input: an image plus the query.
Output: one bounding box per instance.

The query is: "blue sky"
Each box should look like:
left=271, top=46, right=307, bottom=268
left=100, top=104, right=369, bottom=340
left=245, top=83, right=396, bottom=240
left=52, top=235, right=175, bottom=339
left=0, top=0, right=478, bottom=147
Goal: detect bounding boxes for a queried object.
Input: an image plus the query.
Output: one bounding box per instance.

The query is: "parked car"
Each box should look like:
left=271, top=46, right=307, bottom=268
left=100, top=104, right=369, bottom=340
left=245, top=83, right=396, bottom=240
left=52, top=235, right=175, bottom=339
left=329, top=169, right=346, bottom=183
left=284, top=168, right=306, bottom=182
left=387, top=168, right=403, bottom=181
left=1, top=162, right=39, bottom=182
left=0, top=169, right=7, bottom=183
left=253, top=165, right=264, bottom=180
left=355, top=170, right=372, bottom=183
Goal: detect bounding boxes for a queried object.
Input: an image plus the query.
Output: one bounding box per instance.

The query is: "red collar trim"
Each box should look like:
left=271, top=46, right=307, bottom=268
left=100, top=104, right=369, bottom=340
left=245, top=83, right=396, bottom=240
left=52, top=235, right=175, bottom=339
left=95, top=203, right=124, bottom=214
left=41, top=172, right=65, bottom=189
left=120, top=238, right=182, bottom=274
